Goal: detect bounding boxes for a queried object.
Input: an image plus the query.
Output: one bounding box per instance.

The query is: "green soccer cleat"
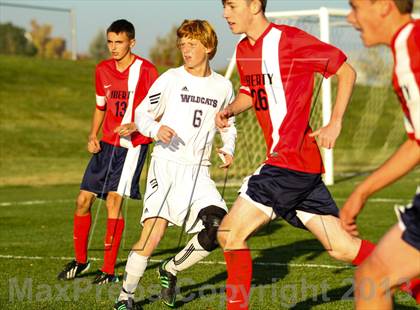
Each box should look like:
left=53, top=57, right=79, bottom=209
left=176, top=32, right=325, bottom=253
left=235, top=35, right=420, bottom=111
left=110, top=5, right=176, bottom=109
left=113, top=297, right=134, bottom=310
left=158, top=258, right=177, bottom=307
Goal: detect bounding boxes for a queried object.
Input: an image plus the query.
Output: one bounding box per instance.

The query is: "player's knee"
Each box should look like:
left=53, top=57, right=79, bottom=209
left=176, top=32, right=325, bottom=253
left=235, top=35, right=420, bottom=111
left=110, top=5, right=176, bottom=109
left=355, top=260, right=390, bottom=298
left=356, top=255, right=386, bottom=285
left=75, top=193, right=93, bottom=214
left=197, top=206, right=227, bottom=252
left=105, top=193, right=123, bottom=215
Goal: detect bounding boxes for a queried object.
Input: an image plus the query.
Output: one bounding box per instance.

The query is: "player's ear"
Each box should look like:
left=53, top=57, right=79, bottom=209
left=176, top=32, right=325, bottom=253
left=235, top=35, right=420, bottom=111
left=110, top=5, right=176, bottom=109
left=250, top=0, right=263, bottom=14
left=130, top=39, right=136, bottom=48
left=379, top=0, right=393, bottom=17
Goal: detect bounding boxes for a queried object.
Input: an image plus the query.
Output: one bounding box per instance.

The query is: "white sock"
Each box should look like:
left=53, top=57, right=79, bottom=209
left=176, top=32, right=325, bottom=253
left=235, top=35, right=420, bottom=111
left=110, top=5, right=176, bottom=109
left=165, top=234, right=210, bottom=276
left=118, top=251, right=149, bottom=301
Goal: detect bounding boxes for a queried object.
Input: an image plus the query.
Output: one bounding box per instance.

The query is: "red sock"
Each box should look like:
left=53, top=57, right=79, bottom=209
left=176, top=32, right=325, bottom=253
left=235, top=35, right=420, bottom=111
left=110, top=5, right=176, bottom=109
left=224, top=249, right=252, bottom=310
left=401, top=278, right=420, bottom=304
left=101, top=218, right=125, bottom=275
left=352, top=239, right=376, bottom=266
left=353, top=240, right=420, bottom=303
left=73, top=213, right=91, bottom=264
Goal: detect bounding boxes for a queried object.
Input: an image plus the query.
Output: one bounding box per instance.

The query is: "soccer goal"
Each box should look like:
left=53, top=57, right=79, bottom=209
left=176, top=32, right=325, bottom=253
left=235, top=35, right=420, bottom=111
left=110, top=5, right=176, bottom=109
left=215, top=7, right=406, bottom=186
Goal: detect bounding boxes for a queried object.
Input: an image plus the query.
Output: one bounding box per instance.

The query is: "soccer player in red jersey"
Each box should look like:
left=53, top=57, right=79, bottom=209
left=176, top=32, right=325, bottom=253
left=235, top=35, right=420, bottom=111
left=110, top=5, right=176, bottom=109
left=342, top=0, right=420, bottom=308
left=216, top=1, right=419, bottom=309
left=57, top=19, right=158, bottom=284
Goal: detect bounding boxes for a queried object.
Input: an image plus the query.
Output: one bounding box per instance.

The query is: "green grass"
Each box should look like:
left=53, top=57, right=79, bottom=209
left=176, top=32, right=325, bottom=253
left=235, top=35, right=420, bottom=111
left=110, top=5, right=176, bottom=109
left=0, top=55, right=418, bottom=309
left=0, top=170, right=419, bottom=309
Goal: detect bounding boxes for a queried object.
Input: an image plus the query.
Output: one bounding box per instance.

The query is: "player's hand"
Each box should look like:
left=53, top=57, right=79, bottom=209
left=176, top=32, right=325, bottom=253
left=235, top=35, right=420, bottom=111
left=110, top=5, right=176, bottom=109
left=87, top=135, right=101, bottom=154
left=157, top=125, right=177, bottom=144
left=339, top=191, right=367, bottom=237
left=309, top=121, right=342, bottom=149
left=114, top=123, right=137, bottom=137
left=217, top=149, right=233, bottom=169
left=216, top=108, right=233, bottom=130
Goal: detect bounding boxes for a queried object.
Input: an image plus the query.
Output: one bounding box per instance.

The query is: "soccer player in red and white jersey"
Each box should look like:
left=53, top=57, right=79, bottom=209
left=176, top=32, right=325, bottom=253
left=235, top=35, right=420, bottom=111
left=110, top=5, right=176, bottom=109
left=342, top=0, right=420, bottom=308
left=57, top=19, right=158, bottom=284
left=216, top=1, right=420, bottom=309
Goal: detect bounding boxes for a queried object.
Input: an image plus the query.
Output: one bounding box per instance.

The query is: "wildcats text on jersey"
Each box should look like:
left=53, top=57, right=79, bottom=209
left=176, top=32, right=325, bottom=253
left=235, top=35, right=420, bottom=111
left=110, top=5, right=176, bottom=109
left=180, top=94, right=218, bottom=108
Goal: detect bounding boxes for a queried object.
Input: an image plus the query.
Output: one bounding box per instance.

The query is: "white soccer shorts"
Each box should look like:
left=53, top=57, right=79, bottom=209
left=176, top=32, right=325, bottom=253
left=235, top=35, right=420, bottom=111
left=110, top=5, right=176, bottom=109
left=140, top=157, right=227, bottom=233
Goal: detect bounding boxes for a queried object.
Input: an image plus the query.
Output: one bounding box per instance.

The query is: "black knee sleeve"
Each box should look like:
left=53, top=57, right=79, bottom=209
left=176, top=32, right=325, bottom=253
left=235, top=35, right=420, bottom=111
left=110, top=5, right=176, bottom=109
left=197, top=205, right=227, bottom=252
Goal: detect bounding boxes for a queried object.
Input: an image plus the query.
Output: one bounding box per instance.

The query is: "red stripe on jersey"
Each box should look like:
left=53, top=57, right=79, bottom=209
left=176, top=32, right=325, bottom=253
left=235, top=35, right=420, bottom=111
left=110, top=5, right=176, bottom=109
left=236, top=23, right=346, bottom=173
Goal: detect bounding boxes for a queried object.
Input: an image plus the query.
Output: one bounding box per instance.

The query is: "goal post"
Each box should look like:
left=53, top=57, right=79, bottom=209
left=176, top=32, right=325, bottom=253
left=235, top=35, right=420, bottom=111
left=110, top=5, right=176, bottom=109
left=219, top=7, right=406, bottom=187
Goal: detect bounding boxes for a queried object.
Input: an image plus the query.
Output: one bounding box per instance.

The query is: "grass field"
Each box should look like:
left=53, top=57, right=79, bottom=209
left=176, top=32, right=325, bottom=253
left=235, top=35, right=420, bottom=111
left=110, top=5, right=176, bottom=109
left=0, top=55, right=419, bottom=309
left=0, top=169, right=419, bottom=309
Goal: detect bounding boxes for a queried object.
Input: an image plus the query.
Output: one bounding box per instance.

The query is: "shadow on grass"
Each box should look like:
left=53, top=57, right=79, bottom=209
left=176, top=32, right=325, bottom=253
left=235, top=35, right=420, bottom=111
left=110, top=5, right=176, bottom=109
left=131, top=237, right=336, bottom=308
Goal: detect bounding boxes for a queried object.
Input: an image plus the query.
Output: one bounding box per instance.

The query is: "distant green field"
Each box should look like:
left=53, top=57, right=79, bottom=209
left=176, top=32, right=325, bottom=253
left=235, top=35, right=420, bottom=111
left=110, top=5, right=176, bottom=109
left=0, top=55, right=408, bottom=186
left=0, top=171, right=419, bottom=309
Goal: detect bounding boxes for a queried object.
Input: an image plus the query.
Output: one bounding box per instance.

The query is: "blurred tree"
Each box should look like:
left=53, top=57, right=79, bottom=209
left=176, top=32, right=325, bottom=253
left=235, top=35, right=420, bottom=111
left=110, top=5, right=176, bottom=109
left=45, top=38, right=66, bottom=59
left=414, top=0, right=420, bottom=13
left=30, top=20, right=52, bottom=58
left=89, top=30, right=108, bottom=61
left=149, top=25, right=183, bottom=67
left=0, top=23, right=37, bottom=56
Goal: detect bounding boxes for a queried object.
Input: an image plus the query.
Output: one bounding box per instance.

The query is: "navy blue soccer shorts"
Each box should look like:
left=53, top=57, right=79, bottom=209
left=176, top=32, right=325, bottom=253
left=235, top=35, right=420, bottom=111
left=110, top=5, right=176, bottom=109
left=397, top=191, right=420, bottom=251
left=239, top=164, right=339, bottom=229
left=80, top=141, right=149, bottom=200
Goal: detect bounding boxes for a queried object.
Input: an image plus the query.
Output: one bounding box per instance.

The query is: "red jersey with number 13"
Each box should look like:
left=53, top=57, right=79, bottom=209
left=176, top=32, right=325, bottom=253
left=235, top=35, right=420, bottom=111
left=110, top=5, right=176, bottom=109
left=236, top=23, right=347, bottom=173
left=95, top=54, right=158, bottom=148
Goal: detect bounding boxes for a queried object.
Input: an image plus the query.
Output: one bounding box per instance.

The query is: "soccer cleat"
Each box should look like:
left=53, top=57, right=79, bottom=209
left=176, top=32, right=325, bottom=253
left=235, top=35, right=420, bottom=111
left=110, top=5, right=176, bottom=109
left=92, top=270, right=119, bottom=285
left=113, top=297, right=134, bottom=310
left=158, top=258, right=177, bottom=307
left=57, top=259, right=90, bottom=280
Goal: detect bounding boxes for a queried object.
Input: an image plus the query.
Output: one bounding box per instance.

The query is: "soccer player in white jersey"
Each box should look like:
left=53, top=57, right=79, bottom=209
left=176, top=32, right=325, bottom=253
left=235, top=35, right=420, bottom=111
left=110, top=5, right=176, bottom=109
left=57, top=20, right=158, bottom=285
left=113, top=19, right=236, bottom=309
left=216, top=1, right=420, bottom=309
left=342, top=0, right=420, bottom=308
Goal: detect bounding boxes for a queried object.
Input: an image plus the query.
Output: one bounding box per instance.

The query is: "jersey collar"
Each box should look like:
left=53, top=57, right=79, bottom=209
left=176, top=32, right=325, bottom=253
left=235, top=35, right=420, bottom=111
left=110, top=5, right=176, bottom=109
left=246, top=22, right=274, bottom=48
left=390, top=20, right=413, bottom=53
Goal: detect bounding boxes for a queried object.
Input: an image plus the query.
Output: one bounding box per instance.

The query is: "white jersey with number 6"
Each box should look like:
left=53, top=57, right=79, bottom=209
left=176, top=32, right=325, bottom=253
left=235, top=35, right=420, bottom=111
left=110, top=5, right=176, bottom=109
left=135, top=66, right=236, bottom=165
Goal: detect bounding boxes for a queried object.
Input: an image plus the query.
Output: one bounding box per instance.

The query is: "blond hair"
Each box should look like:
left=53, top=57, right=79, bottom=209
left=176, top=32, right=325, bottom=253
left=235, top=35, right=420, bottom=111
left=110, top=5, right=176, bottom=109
left=177, top=19, right=218, bottom=60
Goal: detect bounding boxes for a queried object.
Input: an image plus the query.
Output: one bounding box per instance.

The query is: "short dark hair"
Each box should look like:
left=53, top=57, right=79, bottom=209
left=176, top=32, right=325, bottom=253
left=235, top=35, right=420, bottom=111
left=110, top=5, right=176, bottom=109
left=107, top=19, right=135, bottom=40
left=222, top=0, right=267, bottom=13
left=371, top=0, right=413, bottom=14
left=393, top=0, right=413, bottom=13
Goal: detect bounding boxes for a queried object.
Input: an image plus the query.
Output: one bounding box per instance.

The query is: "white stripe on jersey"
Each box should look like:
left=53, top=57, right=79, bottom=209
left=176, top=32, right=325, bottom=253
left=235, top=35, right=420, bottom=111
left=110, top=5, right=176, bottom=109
left=262, top=28, right=288, bottom=153
left=394, top=23, right=420, bottom=141
left=120, top=59, right=143, bottom=148
left=117, top=145, right=141, bottom=197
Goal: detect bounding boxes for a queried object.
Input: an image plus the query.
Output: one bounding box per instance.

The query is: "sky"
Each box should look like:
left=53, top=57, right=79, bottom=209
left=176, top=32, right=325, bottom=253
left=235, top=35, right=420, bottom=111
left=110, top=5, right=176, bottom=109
left=0, top=0, right=350, bottom=69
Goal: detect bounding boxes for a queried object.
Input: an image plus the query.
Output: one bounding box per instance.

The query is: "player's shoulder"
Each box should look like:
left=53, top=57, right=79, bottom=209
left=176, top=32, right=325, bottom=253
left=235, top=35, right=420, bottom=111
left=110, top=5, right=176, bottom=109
left=410, top=19, right=420, bottom=42
left=95, top=58, right=113, bottom=71
left=159, top=66, right=181, bottom=79
left=133, top=54, right=157, bottom=71
left=211, top=70, right=233, bottom=89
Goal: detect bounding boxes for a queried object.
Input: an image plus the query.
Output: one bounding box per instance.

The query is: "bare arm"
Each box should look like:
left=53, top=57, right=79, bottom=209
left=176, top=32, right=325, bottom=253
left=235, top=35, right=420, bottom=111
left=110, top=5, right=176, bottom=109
left=215, top=93, right=253, bottom=128
left=87, top=108, right=105, bottom=153
left=310, top=62, right=356, bottom=149
left=340, top=139, right=420, bottom=236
